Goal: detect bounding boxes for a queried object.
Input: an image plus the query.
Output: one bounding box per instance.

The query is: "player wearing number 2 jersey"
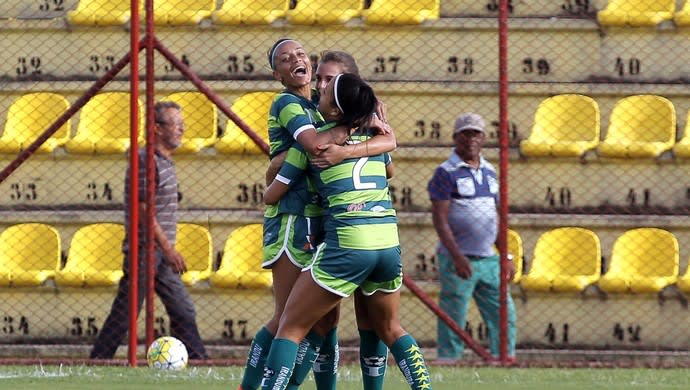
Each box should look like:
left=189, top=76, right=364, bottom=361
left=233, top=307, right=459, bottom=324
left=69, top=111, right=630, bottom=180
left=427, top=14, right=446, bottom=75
left=260, top=73, right=432, bottom=390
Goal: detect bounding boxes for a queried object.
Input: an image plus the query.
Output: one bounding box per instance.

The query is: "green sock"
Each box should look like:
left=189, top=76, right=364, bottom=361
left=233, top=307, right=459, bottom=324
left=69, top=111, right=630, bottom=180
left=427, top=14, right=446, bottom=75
left=313, top=327, right=339, bottom=390
left=262, top=338, right=299, bottom=390
left=390, top=334, right=432, bottom=390
left=241, top=326, right=274, bottom=390
left=359, top=329, right=388, bottom=390
left=286, top=330, right=323, bottom=389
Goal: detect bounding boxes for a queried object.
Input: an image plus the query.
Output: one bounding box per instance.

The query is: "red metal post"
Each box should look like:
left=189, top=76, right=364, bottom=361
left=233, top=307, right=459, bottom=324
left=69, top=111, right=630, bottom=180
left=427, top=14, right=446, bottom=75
left=498, top=0, right=511, bottom=364
left=144, top=0, right=157, bottom=353
left=128, top=0, right=141, bottom=367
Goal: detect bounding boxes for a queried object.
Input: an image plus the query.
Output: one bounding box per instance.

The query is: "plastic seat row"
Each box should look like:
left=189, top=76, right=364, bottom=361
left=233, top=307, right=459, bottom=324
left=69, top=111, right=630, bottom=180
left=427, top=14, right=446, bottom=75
left=0, top=222, right=271, bottom=289
left=519, top=94, right=690, bottom=159
left=0, top=91, right=274, bottom=155
left=598, top=0, right=690, bottom=27
left=67, top=0, right=439, bottom=26
left=510, top=227, right=690, bottom=294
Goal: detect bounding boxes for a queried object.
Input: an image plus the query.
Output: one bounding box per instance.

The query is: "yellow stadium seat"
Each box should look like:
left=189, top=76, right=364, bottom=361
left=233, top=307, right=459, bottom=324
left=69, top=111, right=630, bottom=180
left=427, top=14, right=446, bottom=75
left=287, top=0, right=362, bottom=25
left=65, top=92, right=144, bottom=155
left=597, top=95, right=675, bottom=158
left=210, top=224, right=272, bottom=289
left=520, top=228, right=601, bottom=292
left=212, top=0, right=289, bottom=25
left=363, top=0, right=439, bottom=25
left=672, top=110, right=690, bottom=158
left=215, top=91, right=275, bottom=155
left=55, top=223, right=125, bottom=288
left=507, top=229, right=524, bottom=283
left=0, top=223, right=61, bottom=287
left=163, top=92, right=218, bottom=154
left=598, top=228, right=679, bottom=294
left=67, top=0, right=137, bottom=25
left=153, top=0, right=214, bottom=25
left=597, top=0, right=674, bottom=26
left=678, top=265, right=690, bottom=292
left=674, top=1, right=690, bottom=25
left=0, top=92, right=71, bottom=154
left=176, top=223, right=213, bottom=286
left=519, top=94, right=600, bottom=158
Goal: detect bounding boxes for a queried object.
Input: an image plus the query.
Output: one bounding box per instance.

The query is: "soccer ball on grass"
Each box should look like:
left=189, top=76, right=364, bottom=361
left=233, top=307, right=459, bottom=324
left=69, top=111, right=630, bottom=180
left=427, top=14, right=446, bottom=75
left=146, top=336, right=188, bottom=370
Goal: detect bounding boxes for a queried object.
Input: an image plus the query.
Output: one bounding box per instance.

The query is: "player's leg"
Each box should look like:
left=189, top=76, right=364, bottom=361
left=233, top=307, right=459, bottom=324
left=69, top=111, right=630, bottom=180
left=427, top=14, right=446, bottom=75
left=241, top=214, right=309, bottom=390
left=437, top=252, right=476, bottom=360
left=155, top=252, right=207, bottom=360
left=261, top=272, right=342, bottom=390
left=285, top=216, right=334, bottom=390
left=304, top=305, right=340, bottom=390
left=354, top=290, right=388, bottom=390
left=473, top=255, right=517, bottom=360
left=90, top=253, right=145, bottom=359
left=363, top=290, right=432, bottom=390
left=358, top=246, right=431, bottom=390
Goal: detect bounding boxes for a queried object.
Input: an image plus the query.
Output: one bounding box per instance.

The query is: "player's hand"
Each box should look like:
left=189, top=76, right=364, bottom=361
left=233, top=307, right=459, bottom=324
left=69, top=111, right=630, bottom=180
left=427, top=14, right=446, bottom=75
left=266, top=152, right=287, bottom=186
left=163, top=247, right=188, bottom=274
left=365, top=114, right=392, bottom=135
left=311, top=144, right=347, bottom=168
left=375, top=98, right=388, bottom=125
left=453, top=254, right=472, bottom=279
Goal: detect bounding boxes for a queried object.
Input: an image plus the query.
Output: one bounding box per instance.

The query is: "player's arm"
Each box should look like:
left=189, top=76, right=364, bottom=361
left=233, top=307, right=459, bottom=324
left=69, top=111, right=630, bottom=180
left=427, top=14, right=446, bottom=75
left=264, top=145, right=309, bottom=205
left=264, top=180, right=290, bottom=205
left=310, top=118, right=396, bottom=168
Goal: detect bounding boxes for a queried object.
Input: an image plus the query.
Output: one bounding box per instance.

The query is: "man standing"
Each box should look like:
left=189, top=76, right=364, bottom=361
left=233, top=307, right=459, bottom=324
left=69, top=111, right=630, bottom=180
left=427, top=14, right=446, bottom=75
left=427, top=112, right=516, bottom=362
left=90, top=101, right=207, bottom=360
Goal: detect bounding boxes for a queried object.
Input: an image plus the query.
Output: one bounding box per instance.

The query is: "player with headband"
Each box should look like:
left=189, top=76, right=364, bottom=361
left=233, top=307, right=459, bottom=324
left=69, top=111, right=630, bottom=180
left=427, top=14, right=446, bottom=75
left=238, top=39, right=395, bottom=390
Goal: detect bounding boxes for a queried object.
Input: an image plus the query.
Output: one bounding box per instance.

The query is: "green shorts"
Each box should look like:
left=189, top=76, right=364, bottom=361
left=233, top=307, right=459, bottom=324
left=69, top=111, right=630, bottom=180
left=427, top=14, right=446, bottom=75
left=263, top=214, right=322, bottom=269
left=307, top=242, right=403, bottom=297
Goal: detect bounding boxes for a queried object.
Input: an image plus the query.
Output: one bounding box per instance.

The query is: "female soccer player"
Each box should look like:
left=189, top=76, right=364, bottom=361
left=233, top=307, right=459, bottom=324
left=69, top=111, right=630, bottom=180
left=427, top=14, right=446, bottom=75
left=260, top=73, right=432, bottom=390
left=238, top=39, right=395, bottom=390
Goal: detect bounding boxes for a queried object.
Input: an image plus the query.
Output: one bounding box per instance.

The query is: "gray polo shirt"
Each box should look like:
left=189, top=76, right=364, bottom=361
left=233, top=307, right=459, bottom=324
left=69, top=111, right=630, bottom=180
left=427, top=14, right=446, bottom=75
left=427, top=152, right=498, bottom=258
left=123, top=148, right=178, bottom=251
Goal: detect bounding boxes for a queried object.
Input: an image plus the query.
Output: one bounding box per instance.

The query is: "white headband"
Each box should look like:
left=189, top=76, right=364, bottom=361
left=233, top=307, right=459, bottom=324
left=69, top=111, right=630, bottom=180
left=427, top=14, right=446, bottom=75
left=333, top=73, right=344, bottom=113
left=270, top=39, right=297, bottom=70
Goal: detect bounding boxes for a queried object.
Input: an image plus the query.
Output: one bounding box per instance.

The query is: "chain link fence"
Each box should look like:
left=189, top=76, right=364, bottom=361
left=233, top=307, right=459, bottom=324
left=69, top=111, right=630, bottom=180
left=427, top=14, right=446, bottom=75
left=0, top=0, right=690, bottom=365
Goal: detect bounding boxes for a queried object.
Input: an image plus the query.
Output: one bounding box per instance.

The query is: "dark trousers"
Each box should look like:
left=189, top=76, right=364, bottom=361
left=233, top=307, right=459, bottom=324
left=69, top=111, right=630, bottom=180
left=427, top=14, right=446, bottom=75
left=90, top=250, right=207, bottom=359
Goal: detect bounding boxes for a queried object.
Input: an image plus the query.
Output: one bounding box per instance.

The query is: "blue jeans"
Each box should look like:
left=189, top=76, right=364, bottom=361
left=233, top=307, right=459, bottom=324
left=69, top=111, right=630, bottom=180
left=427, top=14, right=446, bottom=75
left=437, top=253, right=516, bottom=359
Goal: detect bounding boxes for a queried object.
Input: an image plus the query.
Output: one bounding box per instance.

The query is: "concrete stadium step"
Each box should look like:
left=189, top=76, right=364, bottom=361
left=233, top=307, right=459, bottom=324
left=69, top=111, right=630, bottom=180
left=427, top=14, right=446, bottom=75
left=3, top=146, right=690, bottom=214
left=0, top=276, right=688, bottom=351
left=2, top=16, right=669, bottom=83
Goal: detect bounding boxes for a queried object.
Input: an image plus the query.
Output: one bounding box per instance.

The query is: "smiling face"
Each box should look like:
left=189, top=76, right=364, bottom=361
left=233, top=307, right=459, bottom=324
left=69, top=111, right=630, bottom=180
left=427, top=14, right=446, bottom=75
left=272, top=41, right=312, bottom=90
left=315, top=61, right=346, bottom=97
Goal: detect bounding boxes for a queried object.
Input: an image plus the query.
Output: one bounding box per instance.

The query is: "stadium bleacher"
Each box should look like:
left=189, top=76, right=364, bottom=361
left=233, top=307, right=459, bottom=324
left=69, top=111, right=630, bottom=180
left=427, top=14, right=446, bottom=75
left=3, top=0, right=690, bottom=353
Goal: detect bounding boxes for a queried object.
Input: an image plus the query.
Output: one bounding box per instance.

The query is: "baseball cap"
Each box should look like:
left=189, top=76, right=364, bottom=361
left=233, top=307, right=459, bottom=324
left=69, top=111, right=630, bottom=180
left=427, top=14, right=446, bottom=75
left=453, top=113, right=485, bottom=134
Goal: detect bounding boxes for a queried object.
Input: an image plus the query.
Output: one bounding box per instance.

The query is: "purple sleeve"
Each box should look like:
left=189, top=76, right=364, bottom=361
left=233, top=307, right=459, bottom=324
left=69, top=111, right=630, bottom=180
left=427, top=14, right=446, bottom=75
left=427, top=166, right=454, bottom=201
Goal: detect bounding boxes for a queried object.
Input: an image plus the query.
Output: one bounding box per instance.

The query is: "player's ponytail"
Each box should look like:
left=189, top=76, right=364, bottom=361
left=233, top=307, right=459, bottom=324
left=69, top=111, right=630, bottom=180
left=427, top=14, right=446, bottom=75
left=333, top=73, right=377, bottom=129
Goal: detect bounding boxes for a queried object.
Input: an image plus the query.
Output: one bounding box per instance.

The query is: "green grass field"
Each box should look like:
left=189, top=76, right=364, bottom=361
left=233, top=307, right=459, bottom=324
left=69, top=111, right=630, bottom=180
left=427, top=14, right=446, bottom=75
left=1, top=365, right=689, bottom=389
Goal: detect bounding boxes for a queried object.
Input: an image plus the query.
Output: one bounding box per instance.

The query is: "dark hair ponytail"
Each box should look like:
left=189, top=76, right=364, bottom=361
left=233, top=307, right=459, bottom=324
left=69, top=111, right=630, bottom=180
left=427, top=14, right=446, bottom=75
left=333, top=73, right=377, bottom=129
